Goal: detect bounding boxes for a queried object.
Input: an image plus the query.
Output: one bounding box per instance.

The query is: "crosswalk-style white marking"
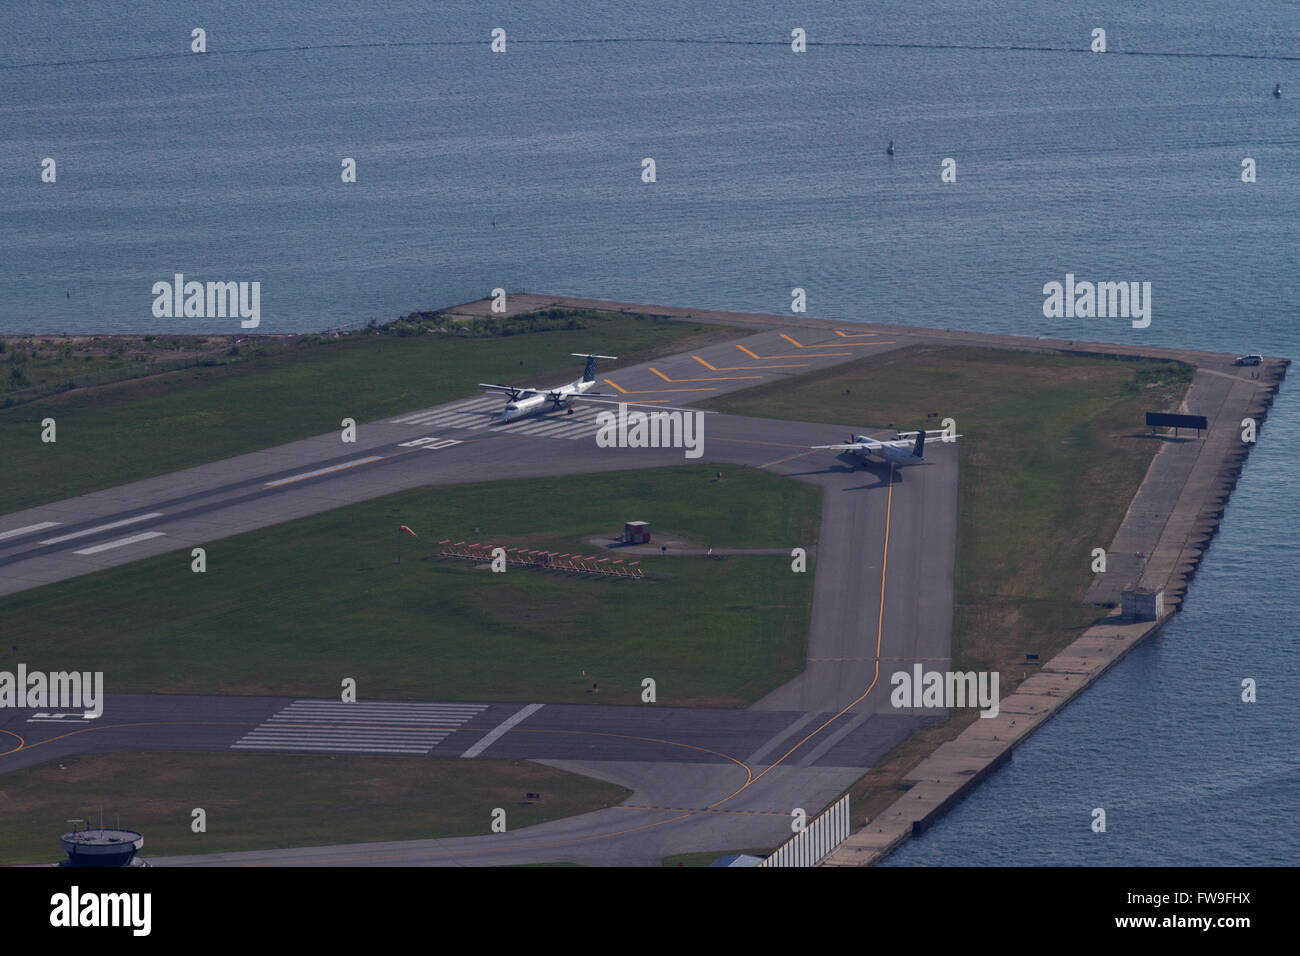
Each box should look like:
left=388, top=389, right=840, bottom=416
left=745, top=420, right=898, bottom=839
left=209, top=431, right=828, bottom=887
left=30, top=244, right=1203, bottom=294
left=73, top=531, right=167, bottom=555
left=232, top=700, right=489, bottom=755
left=387, top=396, right=607, bottom=441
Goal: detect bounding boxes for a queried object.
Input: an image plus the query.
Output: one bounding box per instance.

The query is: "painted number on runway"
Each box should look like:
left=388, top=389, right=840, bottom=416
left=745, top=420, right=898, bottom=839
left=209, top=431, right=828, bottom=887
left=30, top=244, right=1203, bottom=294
left=398, top=437, right=462, bottom=450
left=27, top=712, right=96, bottom=723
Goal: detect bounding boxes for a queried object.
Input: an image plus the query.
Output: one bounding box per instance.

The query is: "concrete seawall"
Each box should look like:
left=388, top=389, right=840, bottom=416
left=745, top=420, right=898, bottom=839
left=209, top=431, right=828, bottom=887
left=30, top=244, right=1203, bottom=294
left=822, top=359, right=1287, bottom=866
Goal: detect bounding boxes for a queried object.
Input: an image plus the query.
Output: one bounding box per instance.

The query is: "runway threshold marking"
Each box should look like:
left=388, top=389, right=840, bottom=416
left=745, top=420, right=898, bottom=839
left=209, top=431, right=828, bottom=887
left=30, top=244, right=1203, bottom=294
left=459, top=703, right=544, bottom=758
left=73, top=531, right=167, bottom=555
left=709, top=461, right=896, bottom=808
left=263, top=455, right=385, bottom=487
left=39, top=513, right=163, bottom=545
left=0, top=521, right=61, bottom=542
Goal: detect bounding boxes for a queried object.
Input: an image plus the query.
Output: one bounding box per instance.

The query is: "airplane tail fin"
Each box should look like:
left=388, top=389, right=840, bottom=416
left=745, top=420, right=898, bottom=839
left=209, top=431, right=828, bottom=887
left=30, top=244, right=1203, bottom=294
left=913, top=429, right=926, bottom=458
left=571, top=353, right=618, bottom=383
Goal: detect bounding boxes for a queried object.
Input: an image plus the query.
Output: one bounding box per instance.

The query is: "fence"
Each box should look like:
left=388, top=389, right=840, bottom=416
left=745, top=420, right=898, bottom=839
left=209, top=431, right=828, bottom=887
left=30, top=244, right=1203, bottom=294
left=436, top=541, right=643, bottom=580
left=758, top=795, right=850, bottom=867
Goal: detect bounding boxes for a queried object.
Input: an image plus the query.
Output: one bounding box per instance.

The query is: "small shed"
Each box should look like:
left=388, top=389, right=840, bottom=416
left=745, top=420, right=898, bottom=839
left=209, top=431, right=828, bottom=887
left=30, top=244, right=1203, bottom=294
left=624, top=521, right=650, bottom=545
left=1122, top=588, right=1163, bottom=621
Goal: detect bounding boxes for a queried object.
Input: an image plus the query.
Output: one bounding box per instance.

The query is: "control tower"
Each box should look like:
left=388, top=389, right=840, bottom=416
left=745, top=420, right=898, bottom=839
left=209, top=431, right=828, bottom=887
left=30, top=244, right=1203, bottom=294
left=59, top=820, right=145, bottom=867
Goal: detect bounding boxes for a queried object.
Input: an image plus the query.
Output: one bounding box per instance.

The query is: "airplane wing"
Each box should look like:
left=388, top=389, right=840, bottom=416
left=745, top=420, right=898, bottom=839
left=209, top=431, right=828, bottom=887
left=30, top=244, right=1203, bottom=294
left=478, top=383, right=541, bottom=396
left=811, top=442, right=879, bottom=451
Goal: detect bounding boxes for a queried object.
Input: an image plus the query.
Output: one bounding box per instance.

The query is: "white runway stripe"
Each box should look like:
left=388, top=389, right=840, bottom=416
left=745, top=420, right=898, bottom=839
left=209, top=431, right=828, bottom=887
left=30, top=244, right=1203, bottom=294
left=233, top=700, right=488, bottom=755
left=432, top=412, right=493, bottom=429
left=460, top=703, right=544, bottom=758
left=40, top=513, right=163, bottom=545
left=389, top=397, right=497, bottom=424
left=277, top=701, right=485, bottom=711
left=548, top=421, right=600, bottom=439
left=232, top=743, right=430, bottom=754
left=73, top=531, right=167, bottom=555
left=0, top=521, right=61, bottom=542
left=264, top=456, right=384, bottom=488
left=501, top=419, right=566, bottom=434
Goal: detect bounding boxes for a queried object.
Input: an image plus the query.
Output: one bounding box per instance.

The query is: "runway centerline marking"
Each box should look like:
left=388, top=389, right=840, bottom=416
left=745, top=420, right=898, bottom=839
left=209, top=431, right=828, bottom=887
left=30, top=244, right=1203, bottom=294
left=263, top=456, right=385, bottom=488
left=0, top=521, right=61, bottom=542
left=460, top=703, right=544, bottom=758
left=73, top=531, right=167, bottom=555
left=39, top=513, right=163, bottom=545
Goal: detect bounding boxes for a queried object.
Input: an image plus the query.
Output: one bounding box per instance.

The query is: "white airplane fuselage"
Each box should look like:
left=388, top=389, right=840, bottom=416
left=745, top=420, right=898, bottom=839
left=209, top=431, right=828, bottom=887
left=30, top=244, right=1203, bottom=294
left=495, top=378, right=596, bottom=421
left=847, top=437, right=924, bottom=465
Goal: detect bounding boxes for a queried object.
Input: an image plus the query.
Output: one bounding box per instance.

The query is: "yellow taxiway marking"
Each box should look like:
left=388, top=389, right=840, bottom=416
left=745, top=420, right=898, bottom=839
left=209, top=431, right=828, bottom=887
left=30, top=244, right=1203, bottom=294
left=601, top=377, right=717, bottom=395
left=693, top=354, right=808, bottom=371
left=708, top=461, right=896, bottom=808
left=649, top=366, right=762, bottom=383
left=780, top=332, right=893, bottom=349
left=758, top=449, right=816, bottom=469
left=833, top=329, right=883, bottom=338
left=736, top=344, right=852, bottom=360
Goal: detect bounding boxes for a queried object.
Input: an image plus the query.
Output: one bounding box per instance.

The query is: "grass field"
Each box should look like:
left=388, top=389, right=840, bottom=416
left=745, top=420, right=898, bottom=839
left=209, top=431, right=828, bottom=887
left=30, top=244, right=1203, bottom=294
left=0, top=309, right=734, bottom=514
left=0, top=751, right=629, bottom=865
left=700, top=344, right=1194, bottom=815
left=1, top=466, right=820, bottom=707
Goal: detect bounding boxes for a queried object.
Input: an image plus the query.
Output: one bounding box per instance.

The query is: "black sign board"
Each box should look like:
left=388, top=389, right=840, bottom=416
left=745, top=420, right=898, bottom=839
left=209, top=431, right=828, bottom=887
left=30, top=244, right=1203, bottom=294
left=1146, top=412, right=1208, bottom=433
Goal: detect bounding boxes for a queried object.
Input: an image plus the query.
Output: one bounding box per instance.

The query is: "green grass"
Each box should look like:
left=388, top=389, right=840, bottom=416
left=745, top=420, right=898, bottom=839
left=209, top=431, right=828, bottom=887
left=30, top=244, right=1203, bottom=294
left=1, top=466, right=820, bottom=707
left=0, top=751, right=629, bottom=865
left=701, top=345, right=1194, bottom=676
left=0, top=310, right=734, bottom=514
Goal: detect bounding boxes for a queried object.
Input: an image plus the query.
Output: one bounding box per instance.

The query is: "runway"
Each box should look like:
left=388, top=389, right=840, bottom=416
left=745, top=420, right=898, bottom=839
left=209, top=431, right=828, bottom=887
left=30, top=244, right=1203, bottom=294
left=0, top=324, right=960, bottom=865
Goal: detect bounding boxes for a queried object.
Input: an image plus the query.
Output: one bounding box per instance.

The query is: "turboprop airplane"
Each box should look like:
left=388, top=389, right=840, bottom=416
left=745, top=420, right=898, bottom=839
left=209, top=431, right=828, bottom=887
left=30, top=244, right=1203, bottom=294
left=811, top=428, right=960, bottom=466
left=479, top=353, right=702, bottom=422
left=479, top=353, right=617, bottom=421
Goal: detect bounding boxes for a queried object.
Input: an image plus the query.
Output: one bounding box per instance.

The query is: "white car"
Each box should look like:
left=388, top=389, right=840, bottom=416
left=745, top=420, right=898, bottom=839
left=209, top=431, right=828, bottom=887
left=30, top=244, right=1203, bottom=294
left=1234, top=354, right=1263, bottom=366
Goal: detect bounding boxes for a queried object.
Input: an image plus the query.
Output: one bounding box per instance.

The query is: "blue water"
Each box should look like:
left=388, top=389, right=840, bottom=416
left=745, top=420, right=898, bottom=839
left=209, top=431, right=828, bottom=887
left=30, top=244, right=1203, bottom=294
left=2, top=2, right=1297, bottom=864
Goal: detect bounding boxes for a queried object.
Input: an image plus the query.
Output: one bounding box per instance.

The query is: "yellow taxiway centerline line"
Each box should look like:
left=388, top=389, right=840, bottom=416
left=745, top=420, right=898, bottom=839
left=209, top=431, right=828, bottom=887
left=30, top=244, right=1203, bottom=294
left=707, top=461, right=895, bottom=807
